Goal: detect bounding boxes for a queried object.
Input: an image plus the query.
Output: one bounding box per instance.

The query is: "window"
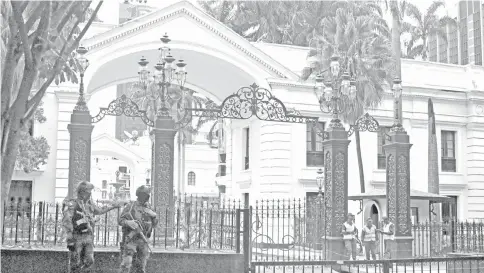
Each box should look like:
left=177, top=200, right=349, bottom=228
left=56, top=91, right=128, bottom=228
left=306, top=122, right=325, bottom=166
left=102, top=191, right=107, bottom=199
left=8, top=180, right=32, bottom=217
left=411, top=207, right=419, bottom=224
left=442, top=196, right=458, bottom=221
left=441, top=131, right=456, bottom=172
left=242, top=127, right=250, bottom=170
left=377, top=127, right=391, bottom=169
left=102, top=180, right=107, bottom=189
left=187, top=171, right=196, bottom=186
left=218, top=153, right=226, bottom=177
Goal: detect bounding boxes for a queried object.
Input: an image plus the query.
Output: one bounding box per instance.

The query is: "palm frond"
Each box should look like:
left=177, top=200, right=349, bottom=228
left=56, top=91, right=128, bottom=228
left=405, top=2, right=423, bottom=26
left=425, top=1, right=445, bottom=20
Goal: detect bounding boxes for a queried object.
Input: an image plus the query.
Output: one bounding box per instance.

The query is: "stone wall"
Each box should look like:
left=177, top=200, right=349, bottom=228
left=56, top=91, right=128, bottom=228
left=1, top=249, right=244, bottom=273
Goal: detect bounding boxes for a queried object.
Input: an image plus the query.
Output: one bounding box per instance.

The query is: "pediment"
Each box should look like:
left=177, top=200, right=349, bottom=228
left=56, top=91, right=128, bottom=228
left=82, top=0, right=298, bottom=81
left=92, top=134, right=145, bottom=163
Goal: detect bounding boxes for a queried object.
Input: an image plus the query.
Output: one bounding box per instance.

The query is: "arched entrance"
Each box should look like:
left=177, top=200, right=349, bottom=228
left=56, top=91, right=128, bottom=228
left=363, top=201, right=381, bottom=228
left=370, top=204, right=380, bottom=228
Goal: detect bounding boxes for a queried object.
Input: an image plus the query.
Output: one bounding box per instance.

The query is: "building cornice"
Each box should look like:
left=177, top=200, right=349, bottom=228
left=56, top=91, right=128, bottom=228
left=270, top=80, right=476, bottom=104
left=82, top=1, right=297, bottom=80
left=55, top=90, right=79, bottom=103
left=440, top=183, right=467, bottom=191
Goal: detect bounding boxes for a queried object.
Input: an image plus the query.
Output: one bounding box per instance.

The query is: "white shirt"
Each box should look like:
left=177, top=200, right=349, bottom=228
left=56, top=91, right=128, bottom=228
left=362, top=225, right=377, bottom=242
left=343, top=222, right=356, bottom=240
left=383, top=222, right=395, bottom=240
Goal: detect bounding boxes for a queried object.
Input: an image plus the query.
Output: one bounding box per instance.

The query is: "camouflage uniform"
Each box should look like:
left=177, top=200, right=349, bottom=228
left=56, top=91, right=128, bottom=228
left=119, top=186, right=158, bottom=273
left=63, top=181, right=119, bottom=273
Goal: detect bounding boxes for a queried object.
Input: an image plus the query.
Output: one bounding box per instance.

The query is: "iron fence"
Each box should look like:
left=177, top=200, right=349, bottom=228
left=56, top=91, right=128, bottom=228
left=3, top=197, right=484, bottom=262
left=251, top=256, right=484, bottom=273
left=1, top=199, right=243, bottom=252
left=249, top=199, right=484, bottom=261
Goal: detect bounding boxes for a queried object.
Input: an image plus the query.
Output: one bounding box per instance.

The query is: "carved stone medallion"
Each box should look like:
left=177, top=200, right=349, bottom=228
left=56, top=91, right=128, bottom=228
left=156, top=143, right=172, bottom=207
left=324, top=151, right=332, bottom=235
left=387, top=155, right=396, bottom=224
left=397, top=154, right=409, bottom=235
left=334, top=152, right=345, bottom=229
left=73, top=138, right=88, bottom=190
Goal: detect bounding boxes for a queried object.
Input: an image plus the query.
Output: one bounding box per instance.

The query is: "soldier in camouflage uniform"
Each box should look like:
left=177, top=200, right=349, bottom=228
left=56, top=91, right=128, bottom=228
left=62, top=181, right=121, bottom=273
left=118, top=185, right=158, bottom=273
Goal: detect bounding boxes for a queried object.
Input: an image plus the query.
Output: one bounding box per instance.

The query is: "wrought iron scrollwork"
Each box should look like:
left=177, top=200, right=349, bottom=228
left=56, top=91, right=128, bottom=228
left=188, top=83, right=319, bottom=124
left=316, top=130, right=330, bottom=141
left=91, top=95, right=154, bottom=127
left=347, top=113, right=380, bottom=137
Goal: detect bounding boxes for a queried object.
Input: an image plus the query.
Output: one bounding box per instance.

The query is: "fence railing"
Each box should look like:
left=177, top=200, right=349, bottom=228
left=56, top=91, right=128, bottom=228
left=251, top=255, right=484, bottom=273
left=249, top=199, right=484, bottom=261
left=3, top=198, right=484, bottom=261
left=1, top=200, right=243, bottom=252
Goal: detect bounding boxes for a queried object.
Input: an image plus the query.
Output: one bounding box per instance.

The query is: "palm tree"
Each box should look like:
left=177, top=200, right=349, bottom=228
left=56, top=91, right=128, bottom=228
left=128, top=84, right=215, bottom=196
left=200, top=1, right=337, bottom=46
left=303, top=2, right=394, bottom=193
left=402, top=1, right=457, bottom=60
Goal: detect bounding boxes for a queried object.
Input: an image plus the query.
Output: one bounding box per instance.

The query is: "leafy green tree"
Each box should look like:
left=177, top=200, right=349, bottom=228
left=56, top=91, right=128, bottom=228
left=15, top=101, right=50, bottom=173
left=200, top=1, right=337, bottom=46
left=401, top=1, right=456, bottom=60
left=128, top=85, right=216, bottom=194
left=1, top=1, right=103, bottom=203
left=303, top=2, right=394, bottom=193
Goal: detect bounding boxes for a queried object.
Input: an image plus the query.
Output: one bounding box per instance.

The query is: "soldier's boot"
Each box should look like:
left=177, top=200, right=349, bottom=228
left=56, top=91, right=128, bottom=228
left=80, top=249, right=95, bottom=273
left=118, top=254, right=133, bottom=273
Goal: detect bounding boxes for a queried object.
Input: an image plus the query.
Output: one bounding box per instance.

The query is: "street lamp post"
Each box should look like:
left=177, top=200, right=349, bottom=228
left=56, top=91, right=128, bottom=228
left=132, top=33, right=187, bottom=209
left=383, top=76, right=413, bottom=258
left=67, top=46, right=94, bottom=198
left=313, top=53, right=354, bottom=260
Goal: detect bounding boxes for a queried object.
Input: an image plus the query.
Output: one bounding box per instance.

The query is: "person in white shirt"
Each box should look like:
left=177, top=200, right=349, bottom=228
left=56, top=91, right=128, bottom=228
left=361, top=218, right=378, bottom=260
left=376, top=216, right=395, bottom=259
left=341, top=213, right=358, bottom=260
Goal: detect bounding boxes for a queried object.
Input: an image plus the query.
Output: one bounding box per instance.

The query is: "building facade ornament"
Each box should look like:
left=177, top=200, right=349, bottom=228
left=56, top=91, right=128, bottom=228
left=83, top=2, right=297, bottom=80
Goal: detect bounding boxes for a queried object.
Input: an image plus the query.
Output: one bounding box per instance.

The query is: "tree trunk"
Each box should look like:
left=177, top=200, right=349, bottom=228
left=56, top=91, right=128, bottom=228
left=391, top=1, right=402, bottom=78
left=355, top=130, right=365, bottom=193
left=1, top=110, right=24, bottom=203
left=391, top=1, right=403, bottom=124
left=177, top=133, right=182, bottom=197
left=181, top=141, right=186, bottom=195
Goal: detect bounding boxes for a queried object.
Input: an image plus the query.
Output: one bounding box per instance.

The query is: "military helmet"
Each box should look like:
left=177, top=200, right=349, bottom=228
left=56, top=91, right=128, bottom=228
left=77, top=181, right=94, bottom=194
left=136, top=185, right=151, bottom=197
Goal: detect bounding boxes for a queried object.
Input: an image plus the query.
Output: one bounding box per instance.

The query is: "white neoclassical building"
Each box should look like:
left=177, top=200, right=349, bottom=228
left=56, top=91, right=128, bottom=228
left=10, top=1, right=484, bottom=223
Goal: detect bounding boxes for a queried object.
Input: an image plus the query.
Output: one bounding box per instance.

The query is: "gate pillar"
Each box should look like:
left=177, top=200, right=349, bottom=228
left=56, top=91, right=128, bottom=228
left=151, top=115, right=177, bottom=209
left=383, top=129, right=413, bottom=258
left=67, top=95, right=93, bottom=198
left=322, top=123, right=350, bottom=260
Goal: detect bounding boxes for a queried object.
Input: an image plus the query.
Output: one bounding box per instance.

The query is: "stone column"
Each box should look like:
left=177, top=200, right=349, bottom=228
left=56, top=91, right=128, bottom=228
left=151, top=115, right=177, bottom=209
left=67, top=94, right=93, bottom=198
left=322, top=123, right=350, bottom=260
left=384, top=128, right=413, bottom=258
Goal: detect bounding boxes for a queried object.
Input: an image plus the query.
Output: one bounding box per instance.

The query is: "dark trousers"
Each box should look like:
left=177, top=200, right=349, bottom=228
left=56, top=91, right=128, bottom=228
left=70, top=233, right=94, bottom=273
left=119, top=237, right=150, bottom=273
left=344, top=239, right=357, bottom=260
left=364, top=241, right=377, bottom=260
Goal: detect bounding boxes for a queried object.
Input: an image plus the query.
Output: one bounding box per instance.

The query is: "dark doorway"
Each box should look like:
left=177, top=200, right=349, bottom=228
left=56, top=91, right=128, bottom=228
left=243, top=193, right=249, bottom=209
left=370, top=204, right=379, bottom=228
left=442, top=196, right=458, bottom=221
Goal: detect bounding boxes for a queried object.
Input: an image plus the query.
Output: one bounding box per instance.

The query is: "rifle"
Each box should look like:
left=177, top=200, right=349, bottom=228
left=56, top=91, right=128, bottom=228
left=124, top=202, right=153, bottom=253
left=131, top=220, right=153, bottom=254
